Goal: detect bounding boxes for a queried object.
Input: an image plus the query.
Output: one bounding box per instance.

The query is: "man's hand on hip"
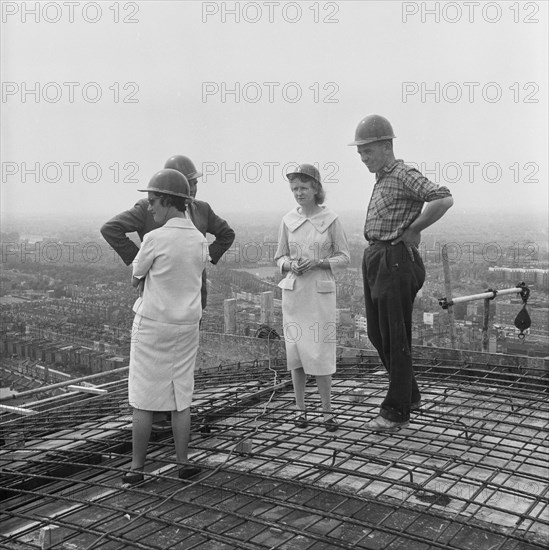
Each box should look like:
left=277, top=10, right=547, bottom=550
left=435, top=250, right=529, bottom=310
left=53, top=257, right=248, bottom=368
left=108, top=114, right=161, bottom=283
left=391, top=228, right=421, bottom=261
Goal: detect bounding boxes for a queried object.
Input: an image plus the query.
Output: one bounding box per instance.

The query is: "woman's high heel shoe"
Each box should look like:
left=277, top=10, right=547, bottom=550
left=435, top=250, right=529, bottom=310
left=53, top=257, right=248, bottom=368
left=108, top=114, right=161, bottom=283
left=122, top=470, right=144, bottom=484
left=294, top=411, right=308, bottom=428
left=324, top=416, right=338, bottom=432
left=178, top=465, right=201, bottom=480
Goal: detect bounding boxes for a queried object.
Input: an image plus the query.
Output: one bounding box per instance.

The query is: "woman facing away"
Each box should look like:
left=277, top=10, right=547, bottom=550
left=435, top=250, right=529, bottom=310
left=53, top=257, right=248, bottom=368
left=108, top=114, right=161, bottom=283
left=274, top=164, right=350, bottom=431
left=123, top=169, right=208, bottom=484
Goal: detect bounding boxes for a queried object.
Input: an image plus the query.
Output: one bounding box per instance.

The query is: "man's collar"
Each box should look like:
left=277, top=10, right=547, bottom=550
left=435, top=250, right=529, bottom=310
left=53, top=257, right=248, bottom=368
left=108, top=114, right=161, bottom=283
left=376, top=159, right=401, bottom=179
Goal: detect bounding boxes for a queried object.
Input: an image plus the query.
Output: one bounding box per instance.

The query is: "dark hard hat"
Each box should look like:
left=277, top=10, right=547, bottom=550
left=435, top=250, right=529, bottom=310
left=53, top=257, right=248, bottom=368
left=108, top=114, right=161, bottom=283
left=286, top=164, right=321, bottom=186
left=138, top=169, right=191, bottom=199
left=348, top=114, right=396, bottom=146
left=164, top=155, right=202, bottom=179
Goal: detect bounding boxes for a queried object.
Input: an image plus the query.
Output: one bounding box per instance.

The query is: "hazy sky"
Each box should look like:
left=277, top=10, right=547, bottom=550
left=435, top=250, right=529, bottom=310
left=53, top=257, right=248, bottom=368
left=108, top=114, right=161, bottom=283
left=1, top=1, right=548, bottom=222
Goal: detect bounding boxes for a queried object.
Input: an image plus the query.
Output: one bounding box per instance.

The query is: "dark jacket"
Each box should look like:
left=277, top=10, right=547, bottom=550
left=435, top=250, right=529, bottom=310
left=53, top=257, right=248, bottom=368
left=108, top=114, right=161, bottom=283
left=101, top=198, right=235, bottom=308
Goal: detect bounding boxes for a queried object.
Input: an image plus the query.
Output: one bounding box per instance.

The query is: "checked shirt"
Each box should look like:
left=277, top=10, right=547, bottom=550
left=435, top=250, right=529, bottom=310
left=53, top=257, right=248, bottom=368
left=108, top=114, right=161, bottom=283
left=364, top=159, right=452, bottom=242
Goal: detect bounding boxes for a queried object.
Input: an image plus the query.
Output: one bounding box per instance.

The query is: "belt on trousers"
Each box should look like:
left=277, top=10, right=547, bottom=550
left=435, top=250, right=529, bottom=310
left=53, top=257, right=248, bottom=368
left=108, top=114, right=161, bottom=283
left=367, top=240, right=393, bottom=247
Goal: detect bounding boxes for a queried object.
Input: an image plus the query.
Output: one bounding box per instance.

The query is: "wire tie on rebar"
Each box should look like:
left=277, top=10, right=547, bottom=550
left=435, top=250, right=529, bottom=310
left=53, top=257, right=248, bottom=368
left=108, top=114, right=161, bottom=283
left=500, top=396, right=516, bottom=412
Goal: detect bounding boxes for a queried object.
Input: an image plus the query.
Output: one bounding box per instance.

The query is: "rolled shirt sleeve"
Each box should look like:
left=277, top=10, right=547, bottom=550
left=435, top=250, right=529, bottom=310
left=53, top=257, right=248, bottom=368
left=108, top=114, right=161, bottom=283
left=401, top=167, right=452, bottom=203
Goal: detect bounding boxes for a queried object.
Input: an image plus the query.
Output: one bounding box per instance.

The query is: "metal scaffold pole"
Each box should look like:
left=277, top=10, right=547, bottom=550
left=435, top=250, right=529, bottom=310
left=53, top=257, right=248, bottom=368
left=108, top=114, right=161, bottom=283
left=482, top=298, right=491, bottom=352
left=441, top=244, right=456, bottom=348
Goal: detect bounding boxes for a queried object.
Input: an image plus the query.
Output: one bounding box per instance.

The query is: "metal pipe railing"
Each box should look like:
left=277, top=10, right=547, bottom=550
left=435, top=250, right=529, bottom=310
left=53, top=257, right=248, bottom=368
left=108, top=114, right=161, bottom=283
left=438, top=286, right=527, bottom=308
left=438, top=283, right=531, bottom=352
left=0, top=366, right=129, bottom=402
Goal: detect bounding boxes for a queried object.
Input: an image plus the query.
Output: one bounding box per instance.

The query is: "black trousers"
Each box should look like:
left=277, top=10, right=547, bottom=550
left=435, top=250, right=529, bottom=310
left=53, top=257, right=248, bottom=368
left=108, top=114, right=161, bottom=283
left=362, top=241, right=426, bottom=422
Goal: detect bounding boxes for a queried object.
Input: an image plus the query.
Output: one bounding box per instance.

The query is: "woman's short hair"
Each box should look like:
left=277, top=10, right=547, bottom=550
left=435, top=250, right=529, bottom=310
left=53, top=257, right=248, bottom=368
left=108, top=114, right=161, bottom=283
left=289, top=174, right=326, bottom=205
left=152, top=192, right=188, bottom=213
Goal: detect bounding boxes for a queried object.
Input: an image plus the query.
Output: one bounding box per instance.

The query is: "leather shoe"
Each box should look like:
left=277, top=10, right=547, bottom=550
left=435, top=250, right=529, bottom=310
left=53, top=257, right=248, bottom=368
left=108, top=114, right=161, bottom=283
left=151, top=420, right=172, bottom=433
left=294, top=412, right=308, bottom=428
left=178, top=465, right=201, bottom=480
left=324, top=417, right=338, bottom=432
left=122, top=470, right=144, bottom=484
left=364, top=416, right=409, bottom=432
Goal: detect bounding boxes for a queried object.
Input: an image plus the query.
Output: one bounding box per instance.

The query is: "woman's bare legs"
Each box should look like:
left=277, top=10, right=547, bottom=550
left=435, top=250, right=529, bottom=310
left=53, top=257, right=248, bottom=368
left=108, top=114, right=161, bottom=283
left=172, top=408, right=191, bottom=464
left=291, top=367, right=307, bottom=411
left=131, top=408, right=153, bottom=469
left=172, top=407, right=201, bottom=479
left=316, top=374, right=333, bottom=421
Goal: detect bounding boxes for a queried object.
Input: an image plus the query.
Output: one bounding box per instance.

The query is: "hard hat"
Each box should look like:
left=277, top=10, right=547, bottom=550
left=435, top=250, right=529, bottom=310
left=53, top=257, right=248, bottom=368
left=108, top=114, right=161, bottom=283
left=348, top=115, right=396, bottom=146
left=138, top=169, right=191, bottom=199
left=164, top=155, right=203, bottom=179
left=286, top=164, right=321, bottom=186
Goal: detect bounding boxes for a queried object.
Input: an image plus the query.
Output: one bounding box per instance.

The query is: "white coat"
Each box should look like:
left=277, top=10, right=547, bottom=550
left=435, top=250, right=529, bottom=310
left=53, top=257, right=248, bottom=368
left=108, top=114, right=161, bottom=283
left=129, top=217, right=208, bottom=411
left=132, top=217, right=208, bottom=324
left=274, top=207, right=350, bottom=375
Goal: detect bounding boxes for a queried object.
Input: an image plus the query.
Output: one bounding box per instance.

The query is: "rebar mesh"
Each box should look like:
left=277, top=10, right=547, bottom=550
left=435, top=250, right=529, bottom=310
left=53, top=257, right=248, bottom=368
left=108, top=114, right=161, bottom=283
left=1, top=355, right=547, bottom=550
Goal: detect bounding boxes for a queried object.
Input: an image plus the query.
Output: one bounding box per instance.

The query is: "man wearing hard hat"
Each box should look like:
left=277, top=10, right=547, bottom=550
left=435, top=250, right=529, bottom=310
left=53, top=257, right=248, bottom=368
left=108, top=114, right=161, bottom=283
left=101, top=155, right=235, bottom=310
left=350, top=115, right=454, bottom=432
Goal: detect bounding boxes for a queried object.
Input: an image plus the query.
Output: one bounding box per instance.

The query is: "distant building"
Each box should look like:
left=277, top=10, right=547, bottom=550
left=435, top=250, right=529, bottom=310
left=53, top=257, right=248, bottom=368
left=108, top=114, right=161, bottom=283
left=336, top=308, right=352, bottom=326
left=495, top=301, right=524, bottom=327
left=530, top=308, right=549, bottom=333
left=354, top=315, right=367, bottom=332
left=489, top=267, right=549, bottom=288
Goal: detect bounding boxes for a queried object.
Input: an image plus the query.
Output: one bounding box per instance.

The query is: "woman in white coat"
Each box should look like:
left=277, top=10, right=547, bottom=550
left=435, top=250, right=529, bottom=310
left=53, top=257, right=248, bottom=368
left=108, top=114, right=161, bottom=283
left=123, top=169, right=208, bottom=484
left=275, top=164, right=350, bottom=431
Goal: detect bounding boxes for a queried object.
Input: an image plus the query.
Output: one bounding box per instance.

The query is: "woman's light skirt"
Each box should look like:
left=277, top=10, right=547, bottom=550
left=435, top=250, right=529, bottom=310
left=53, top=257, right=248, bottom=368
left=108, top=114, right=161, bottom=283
left=129, top=313, right=199, bottom=411
left=282, top=282, right=336, bottom=376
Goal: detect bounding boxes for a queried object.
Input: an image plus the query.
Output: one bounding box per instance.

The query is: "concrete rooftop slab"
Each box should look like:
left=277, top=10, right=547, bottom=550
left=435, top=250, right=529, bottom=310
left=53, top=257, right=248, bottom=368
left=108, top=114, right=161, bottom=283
left=0, top=352, right=547, bottom=549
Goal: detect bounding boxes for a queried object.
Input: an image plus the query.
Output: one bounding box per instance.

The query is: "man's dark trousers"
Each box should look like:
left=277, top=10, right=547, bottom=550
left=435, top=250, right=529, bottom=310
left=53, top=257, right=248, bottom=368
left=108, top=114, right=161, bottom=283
left=362, top=241, right=426, bottom=422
